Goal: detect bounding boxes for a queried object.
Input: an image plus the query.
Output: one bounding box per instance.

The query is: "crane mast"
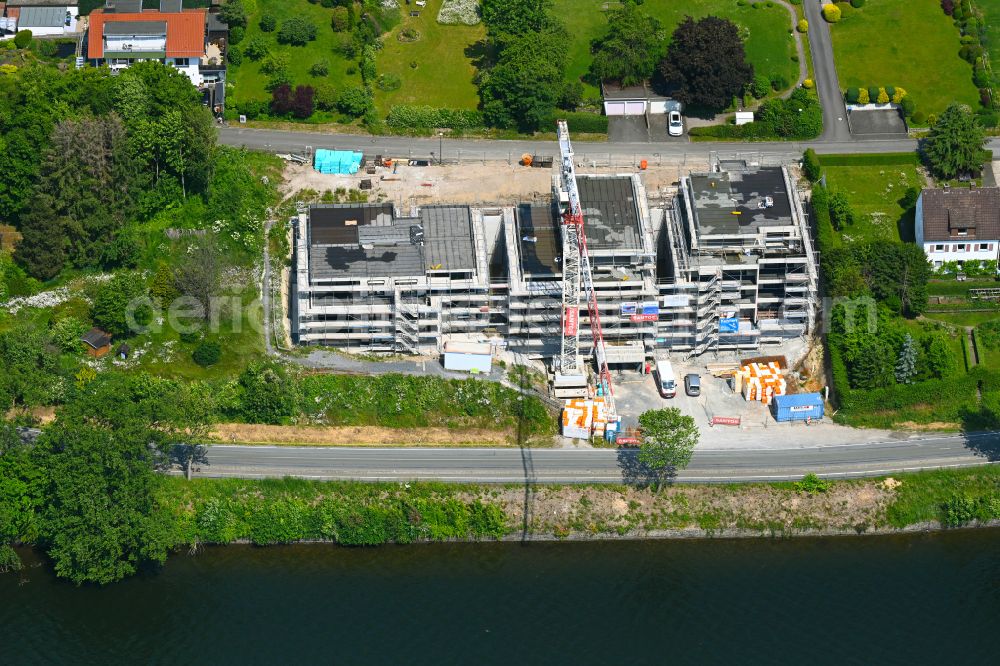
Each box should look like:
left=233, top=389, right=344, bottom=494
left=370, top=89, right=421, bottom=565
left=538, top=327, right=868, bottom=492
left=556, top=120, right=616, bottom=418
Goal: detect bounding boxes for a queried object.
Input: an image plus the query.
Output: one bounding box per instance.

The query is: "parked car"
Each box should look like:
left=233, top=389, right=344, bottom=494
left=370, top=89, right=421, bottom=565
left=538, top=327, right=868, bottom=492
left=684, top=373, right=701, bottom=397
left=655, top=360, right=676, bottom=398
left=668, top=110, right=684, bottom=137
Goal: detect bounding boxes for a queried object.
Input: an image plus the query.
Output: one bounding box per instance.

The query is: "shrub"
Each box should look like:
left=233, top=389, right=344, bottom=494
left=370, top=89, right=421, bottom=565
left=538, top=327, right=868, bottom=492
left=867, top=86, right=880, bottom=103
left=260, top=52, right=289, bottom=75
left=885, top=85, right=896, bottom=100
left=271, top=83, right=293, bottom=115
left=845, top=87, right=860, bottom=104
left=291, top=85, right=315, bottom=119
left=259, top=14, right=276, bottom=32
left=977, top=109, right=999, bottom=128
left=851, top=0, right=865, bottom=7
left=803, top=78, right=815, bottom=89
left=331, top=7, right=349, bottom=32
left=911, top=110, right=927, bottom=124
left=857, top=87, right=870, bottom=104
left=547, top=111, right=609, bottom=134
left=310, top=59, right=329, bottom=77
left=795, top=473, right=831, bottom=493
left=822, top=4, right=841, bottom=22
left=877, top=87, right=889, bottom=104
left=13, top=29, right=32, bottom=49
left=737, top=0, right=748, bottom=5
left=943, top=495, right=979, bottom=526
left=942, top=0, right=955, bottom=16
left=277, top=17, right=318, bottom=46
left=770, top=73, right=789, bottom=91
left=244, top=35, right=269, bottom=61
left=797, top=18, right=808, bottom=33
left=314, top=82, right=338, bottom=111
left=229, top=26, right=245, bottom=45
left=193, top=341, right=222, bottom=367
left=227, top=45, right=243, bottom=66
left=336, top=86, right=373, bottom=118
left=749, top=73, right=770, bottom=99
left=802, top=148, right=822, bottom=182
left=892, top=86, right=907, bottom=104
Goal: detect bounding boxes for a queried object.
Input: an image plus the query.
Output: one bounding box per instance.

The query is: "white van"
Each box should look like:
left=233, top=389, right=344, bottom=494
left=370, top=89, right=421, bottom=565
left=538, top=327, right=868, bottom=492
left=655, top=360, right=676, bottom=398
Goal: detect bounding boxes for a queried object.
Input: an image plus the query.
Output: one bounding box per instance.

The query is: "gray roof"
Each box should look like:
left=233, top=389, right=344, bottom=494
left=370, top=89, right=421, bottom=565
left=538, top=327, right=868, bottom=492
left=688, top=168, right=793, bottom=236
left=81, top=328, right=111, bottom=349
left=421, top=205, right=475, bottom=272
left=159, top=0, right=182, bottom=12
left=306, top=203, right=475, bottom=281
left=104, top=20, right=167, bottom=35
left=105, top=0, right=142, bottom=12
left=920, top=187, right=1000, bottom=241
left=517, top=203, right=560, bottom=276
left=577, top=176, right=642, bottom=250
left=206, top=10, right=228, bottom=33
left=601, top=81, right=667, bottom=101
left=6, top=1, right=75, bottom=7
left=18, top=5, right=67, bottom=27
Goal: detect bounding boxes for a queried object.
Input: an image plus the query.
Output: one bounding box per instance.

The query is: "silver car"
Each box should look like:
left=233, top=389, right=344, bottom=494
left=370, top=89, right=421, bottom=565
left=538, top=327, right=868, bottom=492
left=668, top=110, right=684, bottom=137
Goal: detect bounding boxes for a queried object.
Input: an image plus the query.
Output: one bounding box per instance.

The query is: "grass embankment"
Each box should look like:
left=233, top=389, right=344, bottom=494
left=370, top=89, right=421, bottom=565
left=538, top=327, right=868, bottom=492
left=553, top=0, right=799, bottom=101
left=209, top=423, right=520, bottom=447
left=830, top=0, right=980, bottom=120
left=152, top=466, right=1000, bottom=548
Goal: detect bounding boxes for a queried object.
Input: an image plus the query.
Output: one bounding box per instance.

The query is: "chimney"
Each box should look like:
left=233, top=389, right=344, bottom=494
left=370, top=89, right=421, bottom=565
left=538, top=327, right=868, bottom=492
left=943, top=183, right=950, bottom=193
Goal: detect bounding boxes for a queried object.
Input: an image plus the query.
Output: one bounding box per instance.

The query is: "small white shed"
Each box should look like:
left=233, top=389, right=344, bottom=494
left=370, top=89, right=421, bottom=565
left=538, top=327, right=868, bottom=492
left=442, top=341, right=493, bottom=373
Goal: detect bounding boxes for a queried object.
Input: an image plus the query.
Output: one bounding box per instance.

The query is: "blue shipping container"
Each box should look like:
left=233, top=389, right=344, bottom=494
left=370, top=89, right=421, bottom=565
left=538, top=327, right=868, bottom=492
left=771, top=393, right=824, bottom=422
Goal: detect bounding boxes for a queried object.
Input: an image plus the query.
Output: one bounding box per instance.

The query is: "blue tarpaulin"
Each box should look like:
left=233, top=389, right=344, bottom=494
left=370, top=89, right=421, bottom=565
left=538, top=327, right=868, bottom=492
left=314, top=149, right=363, bottom=175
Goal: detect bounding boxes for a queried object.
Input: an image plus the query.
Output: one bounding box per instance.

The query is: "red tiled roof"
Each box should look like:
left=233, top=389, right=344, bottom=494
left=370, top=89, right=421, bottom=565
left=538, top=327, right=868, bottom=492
left=88, top=8, right=206, bottom=60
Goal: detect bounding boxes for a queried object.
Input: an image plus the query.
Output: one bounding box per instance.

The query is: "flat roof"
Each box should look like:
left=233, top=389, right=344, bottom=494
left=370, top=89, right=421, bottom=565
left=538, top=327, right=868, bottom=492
left=421, top=206, right=475, bottom=272
left=517, top=203, right=560, bottom=276
left=688, top=168, right=793, bottom=236
left=306, top=204, right=475, bottom=281
left=19, top=5, right=66, bottom=27
left=578, top=176, right=643, bottom=251
left=104, top=19, right=166, bottom=35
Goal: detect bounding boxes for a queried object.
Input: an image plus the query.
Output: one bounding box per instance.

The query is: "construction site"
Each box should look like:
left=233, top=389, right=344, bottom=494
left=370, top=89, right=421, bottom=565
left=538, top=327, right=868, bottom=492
left=288, top=126, right=821, bottom=440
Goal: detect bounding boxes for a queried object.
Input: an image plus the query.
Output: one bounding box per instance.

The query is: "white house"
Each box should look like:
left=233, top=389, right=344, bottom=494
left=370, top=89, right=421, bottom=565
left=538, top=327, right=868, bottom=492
left=3, top=1, right=78, bottom=37
left=915, top=186, right=1000, bottom=268
left=601, top=82, right=672, bottom=116
left=87, top=0, right=206, bottom=86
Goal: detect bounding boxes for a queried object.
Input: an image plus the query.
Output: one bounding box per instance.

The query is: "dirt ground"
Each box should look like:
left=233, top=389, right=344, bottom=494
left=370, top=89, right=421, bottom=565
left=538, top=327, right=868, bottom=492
left=281, top=159, right=707, bottom=210
left=210, top=423, right=515, bottom=447
left=469, top=478, right=897, bottom=536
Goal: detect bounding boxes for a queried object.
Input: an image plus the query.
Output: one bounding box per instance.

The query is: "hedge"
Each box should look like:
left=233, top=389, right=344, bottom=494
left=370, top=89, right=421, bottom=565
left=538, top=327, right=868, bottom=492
left=817, top=152, right=921, bottom=167
left=385, top=105, right=484, bottom=130
left=546, top=111, right=609, bottom=134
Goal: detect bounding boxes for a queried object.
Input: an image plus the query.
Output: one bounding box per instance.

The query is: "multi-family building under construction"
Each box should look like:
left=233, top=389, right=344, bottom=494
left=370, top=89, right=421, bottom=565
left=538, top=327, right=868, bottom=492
left=292, top=161, right=818, bottom=365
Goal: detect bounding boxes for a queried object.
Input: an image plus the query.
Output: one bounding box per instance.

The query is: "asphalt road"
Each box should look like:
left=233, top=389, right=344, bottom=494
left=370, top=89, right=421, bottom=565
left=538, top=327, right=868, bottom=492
left=804, top=0, right=852, bottom=143
left=194, top=433, right=999, bottom=483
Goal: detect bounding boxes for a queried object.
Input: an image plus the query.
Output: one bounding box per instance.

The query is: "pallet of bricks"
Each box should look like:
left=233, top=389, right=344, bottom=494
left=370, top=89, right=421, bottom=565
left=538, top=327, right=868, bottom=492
left=561, top=397, right=610, bottom=439
left=734, top=362, right=786, bottom=406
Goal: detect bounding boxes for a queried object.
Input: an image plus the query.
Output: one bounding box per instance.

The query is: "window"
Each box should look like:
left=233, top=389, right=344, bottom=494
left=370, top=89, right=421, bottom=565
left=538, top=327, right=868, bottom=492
left=934, top=244, right=945, bottom=252
left=978, top=243, right=990, bottom=252
left=957, top=228, right=968, bottom=236
left=955, top=244, right=967, bottom=252
left=934, top=261, right=943, bottom=267
left=173, top=57, right=189, bottom=67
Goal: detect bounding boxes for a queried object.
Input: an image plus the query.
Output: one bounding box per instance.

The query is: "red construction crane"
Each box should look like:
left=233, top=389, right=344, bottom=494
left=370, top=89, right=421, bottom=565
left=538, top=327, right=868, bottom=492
left=556, top=120, right=616, bottom=420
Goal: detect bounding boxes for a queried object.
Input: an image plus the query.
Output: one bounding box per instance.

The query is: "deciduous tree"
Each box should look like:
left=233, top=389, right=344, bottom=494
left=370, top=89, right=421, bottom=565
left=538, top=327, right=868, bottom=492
left=637, top=407, right=699, bottom=490
left=657, top=16, right=754, bottom=112
left=479, top=29, right=569, bottom=131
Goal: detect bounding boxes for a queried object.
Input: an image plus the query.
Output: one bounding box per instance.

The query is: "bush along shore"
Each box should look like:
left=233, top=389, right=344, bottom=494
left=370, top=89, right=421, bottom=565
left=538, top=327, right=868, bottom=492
left=4, top=465, right=999, bottom=585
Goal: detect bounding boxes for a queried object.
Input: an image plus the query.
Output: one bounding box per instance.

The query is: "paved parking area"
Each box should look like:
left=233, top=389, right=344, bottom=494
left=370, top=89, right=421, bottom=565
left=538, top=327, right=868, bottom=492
left=607, top=115, right=679, bottom=143
left=848, top=108, right=908, bottom=137
left=610, top=361, right=901, bottom=451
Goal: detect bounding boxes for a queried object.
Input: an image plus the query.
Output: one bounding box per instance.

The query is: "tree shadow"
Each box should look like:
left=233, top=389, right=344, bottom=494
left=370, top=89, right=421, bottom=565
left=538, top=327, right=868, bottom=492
left=464, top=39, right=495, bottom=76
left=616, top=447, right=676, bottom=487
left=514, top=370, right=536, bottom=543
left=959, top=408, right=1000, bottom=462
left=164, top=443, right=210, bottom=476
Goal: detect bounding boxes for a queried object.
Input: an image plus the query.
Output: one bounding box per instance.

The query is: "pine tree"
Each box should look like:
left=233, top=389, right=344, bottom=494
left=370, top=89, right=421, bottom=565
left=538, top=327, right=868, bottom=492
left=896, top=333, right=918, bottom=384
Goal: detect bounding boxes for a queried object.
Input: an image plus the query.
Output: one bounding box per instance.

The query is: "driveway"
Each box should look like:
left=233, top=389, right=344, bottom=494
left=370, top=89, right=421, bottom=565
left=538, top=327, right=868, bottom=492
left=608, top=115, right=680, bottom=143
left=847, top=108, right=908, bottom=137
left=804, top=0, right=852, bottom=142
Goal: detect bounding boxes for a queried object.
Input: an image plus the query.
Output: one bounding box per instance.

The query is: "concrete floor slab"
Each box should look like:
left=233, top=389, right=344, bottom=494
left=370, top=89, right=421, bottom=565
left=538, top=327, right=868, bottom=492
left=848, top=108, right=908, bottom=137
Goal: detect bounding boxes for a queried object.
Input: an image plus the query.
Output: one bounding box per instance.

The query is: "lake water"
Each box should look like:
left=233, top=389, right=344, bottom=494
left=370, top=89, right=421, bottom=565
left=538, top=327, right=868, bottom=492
left=4, top=531, right=999, bottom=664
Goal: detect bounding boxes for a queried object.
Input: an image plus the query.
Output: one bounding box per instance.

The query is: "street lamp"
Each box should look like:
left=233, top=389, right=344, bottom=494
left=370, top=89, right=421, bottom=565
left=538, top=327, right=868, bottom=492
left=438, top=132, right=443, bottom=164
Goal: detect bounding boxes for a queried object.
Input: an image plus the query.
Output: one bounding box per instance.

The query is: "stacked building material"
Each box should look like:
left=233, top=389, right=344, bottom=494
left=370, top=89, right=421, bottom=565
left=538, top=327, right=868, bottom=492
left=737, top=361, right=786, bottom=405
left=561, top=399, right=594, bottom=439
left=314, top=149, right=363, bottom=175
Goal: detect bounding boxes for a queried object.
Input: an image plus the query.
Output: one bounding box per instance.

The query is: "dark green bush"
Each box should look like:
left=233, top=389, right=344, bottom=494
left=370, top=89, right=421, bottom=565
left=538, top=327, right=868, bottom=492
left=192, top=341, right=221, bottom=367
left=851, top=0, right=865, bottom=7
left=385, top=104, right=484, bottom=130
left=13, top=29, right=32, bottom=49
left=551, top=111, right=609, bottom=134
left=259, top=14, right=276, bottom=32
left=845, top=87, right=860, bottom=104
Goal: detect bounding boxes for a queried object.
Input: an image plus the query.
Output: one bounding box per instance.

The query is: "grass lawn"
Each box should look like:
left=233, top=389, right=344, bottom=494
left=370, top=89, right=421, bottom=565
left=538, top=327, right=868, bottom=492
left=133, top=286, right=264, bottom=382
left=228, top=0, right=363, bottom=107
left=830, top=0, right=980, bottom=119
left=552, top=0, right=799, bottom=100
left=375, top=0, right=486, bottom=112
left=925, top=310, right=1000, bottom=327
left=821, top=163, right=924, bottom=244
